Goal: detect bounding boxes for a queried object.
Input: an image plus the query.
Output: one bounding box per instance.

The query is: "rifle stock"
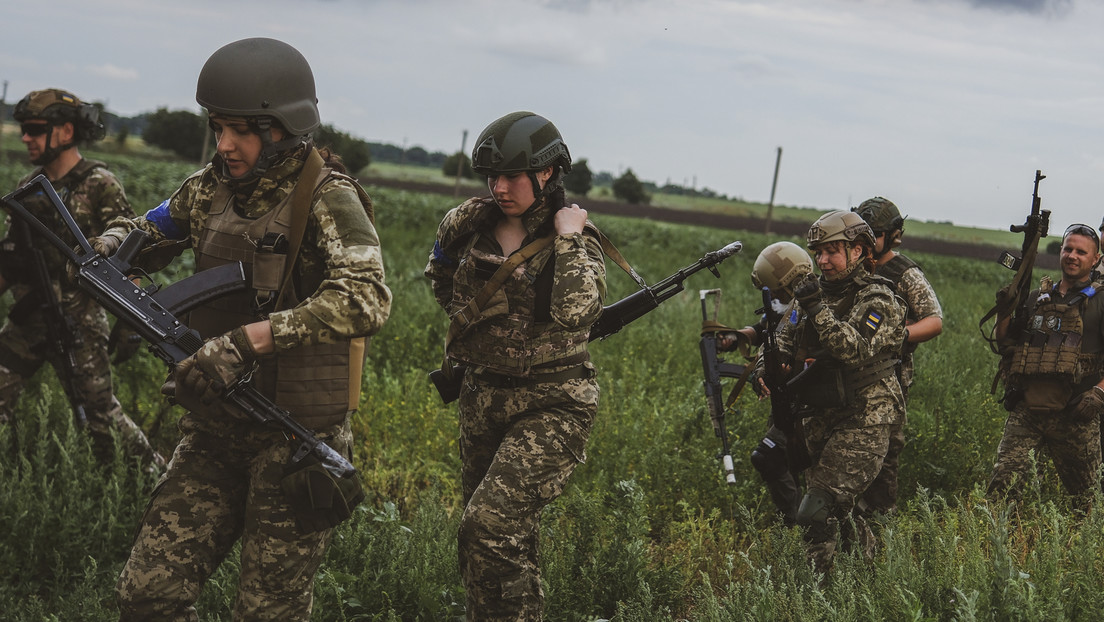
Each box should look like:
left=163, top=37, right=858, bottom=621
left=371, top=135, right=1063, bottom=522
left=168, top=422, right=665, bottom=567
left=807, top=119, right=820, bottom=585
left=2, top=175, right=357, bottom=479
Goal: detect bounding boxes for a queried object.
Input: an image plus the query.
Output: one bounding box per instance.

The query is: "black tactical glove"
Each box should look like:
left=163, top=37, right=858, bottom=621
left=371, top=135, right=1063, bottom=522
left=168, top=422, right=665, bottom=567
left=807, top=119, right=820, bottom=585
left=793, top=275, right=824, bottom=317
left=281, top=453, right=366, bottom=533
left=108, top=323, right=143, bottom=364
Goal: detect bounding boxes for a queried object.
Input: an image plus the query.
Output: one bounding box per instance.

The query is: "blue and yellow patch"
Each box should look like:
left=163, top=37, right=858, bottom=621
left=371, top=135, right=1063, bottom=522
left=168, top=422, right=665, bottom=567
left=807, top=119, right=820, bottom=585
left=864, top=311, right=883, bottom=332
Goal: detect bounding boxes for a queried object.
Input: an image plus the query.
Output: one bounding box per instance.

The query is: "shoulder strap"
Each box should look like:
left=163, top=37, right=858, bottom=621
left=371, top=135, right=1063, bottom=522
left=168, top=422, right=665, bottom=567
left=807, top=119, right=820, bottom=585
left=274, top=148, right=326, bottom=311
left=442, top=233, right=557, bottom=365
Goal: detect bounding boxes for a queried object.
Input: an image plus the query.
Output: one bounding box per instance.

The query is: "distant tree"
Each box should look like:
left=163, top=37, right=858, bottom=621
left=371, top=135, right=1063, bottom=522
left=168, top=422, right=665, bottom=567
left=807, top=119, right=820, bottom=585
left=612, top=168, right=650, bottom=205
left=315, top=124, right=371, bottom=174
left=115, top=126, right=129, bottom=147
left=142, top=107, right=206, bottom=160
left=563, top=158, right=593, bottom=196
left=442, top=152, right=475, bottom=179
left=593, top=171, right=614, bottom=186
left=405, top=146, right=430, bottom=166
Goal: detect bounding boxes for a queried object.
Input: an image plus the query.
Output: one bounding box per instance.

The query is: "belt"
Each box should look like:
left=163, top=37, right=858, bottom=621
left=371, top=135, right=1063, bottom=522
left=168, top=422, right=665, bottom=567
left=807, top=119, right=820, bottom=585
left=472, top=366, right=594, bottom=388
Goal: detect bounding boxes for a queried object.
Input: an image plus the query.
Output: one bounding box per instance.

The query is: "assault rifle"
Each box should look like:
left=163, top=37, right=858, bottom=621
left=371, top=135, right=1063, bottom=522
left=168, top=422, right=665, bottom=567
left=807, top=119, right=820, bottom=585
left=1, top=175, right=357, bottom=479
left=979, top=171, right=1049, bottom=406
left=757, top=286, right=810, bottom=472
left=697, top=288, right=751, bottom=485
left=981, top=170, right=1049, bottom=352
left=3, top=217, right=88, bottom=428
left=429, top=240, right=743, bottom=403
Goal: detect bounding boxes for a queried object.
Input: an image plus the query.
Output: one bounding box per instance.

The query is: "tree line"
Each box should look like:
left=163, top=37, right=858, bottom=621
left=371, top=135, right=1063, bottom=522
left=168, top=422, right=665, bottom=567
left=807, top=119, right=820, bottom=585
left=102, top=107, right=730, bottom=206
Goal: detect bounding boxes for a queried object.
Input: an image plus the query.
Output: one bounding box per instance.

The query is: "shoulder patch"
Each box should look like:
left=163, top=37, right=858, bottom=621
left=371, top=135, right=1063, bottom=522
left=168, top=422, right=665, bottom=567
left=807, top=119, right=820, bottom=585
left=864, top=310, right=883, bottom=332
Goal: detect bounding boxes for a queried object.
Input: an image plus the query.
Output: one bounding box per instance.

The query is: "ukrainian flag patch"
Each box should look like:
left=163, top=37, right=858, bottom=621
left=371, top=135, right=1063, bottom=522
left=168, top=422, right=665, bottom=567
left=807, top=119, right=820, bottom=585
left=864, top=311, right=883, bottom=331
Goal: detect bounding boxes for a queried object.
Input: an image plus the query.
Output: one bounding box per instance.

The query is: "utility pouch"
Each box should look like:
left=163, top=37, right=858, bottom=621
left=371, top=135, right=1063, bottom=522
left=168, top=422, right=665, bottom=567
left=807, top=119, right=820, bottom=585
left=785, top=360, right=848, bottom=409
left=281, top=452, right=365, bottom=533
left=1021, top=376, right=1073, bottom=413
left=429, top=363, right=467, bottom=404
left=253, top=232, right=289, bottom=315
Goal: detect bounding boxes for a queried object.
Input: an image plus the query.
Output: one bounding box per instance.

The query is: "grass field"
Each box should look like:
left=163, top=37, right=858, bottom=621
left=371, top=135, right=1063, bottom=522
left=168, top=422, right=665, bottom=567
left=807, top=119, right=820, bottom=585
left=2, top=141, right=1100, bottom=621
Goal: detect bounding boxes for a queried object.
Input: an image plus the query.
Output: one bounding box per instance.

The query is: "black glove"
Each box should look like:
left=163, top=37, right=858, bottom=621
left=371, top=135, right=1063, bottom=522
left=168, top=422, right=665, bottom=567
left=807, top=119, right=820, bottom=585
left=793, top=275, right=824, bottom=317
left=108, top=323, right=143, bottom=364
left=281, top=453, right=366, bottom=533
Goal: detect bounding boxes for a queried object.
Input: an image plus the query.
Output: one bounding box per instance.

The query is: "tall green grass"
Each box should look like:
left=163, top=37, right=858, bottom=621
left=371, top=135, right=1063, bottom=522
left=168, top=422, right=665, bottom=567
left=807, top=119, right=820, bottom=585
left=2, top=152, right=1100, bottom=621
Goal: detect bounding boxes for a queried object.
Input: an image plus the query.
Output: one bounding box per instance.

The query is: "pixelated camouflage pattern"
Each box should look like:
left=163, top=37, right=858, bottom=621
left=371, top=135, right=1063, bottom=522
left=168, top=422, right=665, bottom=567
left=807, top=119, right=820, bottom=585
left=987, top=398, right=1101, bottom=506
left=457, top=375, right=598, bottom=621
left=885, top=260, right=942, bottom=389
left=775, top=266, right=905, bottom=570
left=426, top=195, right=605, bottom=619
left=110, top=145, right=389, bottom=619
left=116, top=418, right=352, bottom=621
left=426, top=197, right=606, bottom=375
left=103, top=145, right=391, bottom=351
left=0, top=161, right=157, bottom=464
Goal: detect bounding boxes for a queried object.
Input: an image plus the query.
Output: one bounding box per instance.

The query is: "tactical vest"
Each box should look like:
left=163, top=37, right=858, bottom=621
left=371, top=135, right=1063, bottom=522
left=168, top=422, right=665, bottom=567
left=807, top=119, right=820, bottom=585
left=446, top=230, right=591, bottom=375
left=188, top=167, right=366, bottom=430
left=1008, top=287, right=1098, bottom=383
left=788, top=271, right=901, bottom=408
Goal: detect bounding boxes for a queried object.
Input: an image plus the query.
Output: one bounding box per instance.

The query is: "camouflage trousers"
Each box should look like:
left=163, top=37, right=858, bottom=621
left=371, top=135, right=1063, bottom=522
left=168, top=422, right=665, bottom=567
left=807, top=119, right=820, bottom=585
left=987, top=401, right=1101, bottom=505
left=0, top=305, right=156, bottom=465
left=801, top=414, right=892, bottom=573
left=859, top=419, right=905, bottom=517
left=116, top=414, right=350, bottom=621
left=457, top=371, right=599, bottom=622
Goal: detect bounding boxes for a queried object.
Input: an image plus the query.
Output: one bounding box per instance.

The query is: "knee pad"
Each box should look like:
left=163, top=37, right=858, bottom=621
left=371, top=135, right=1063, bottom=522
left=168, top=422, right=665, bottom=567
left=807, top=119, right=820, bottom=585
left=796, top=488, right=834, bottom=527
left=750, top=436, right=788, bottom=481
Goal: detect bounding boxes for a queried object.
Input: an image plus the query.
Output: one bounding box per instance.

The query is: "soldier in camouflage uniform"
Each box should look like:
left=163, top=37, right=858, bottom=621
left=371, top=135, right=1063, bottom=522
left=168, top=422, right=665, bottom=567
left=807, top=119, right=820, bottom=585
left=425, top=111, right=605, bottom=621
left=754, top=210, right=905, bottom=573
left=988, top=224, right=1104, bottom=507
left=105, top=38, right=391, bottom=621
left=718, top=241, right=814, bottom=526
left=852, top=197, right=943, bottom=518
left=0, top=88, right=160, bottom=467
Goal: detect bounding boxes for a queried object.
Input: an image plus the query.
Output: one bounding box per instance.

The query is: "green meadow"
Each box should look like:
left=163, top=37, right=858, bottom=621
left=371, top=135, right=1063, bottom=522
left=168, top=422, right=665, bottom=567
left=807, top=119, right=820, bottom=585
left=3, top=145, right=1102, bottom=621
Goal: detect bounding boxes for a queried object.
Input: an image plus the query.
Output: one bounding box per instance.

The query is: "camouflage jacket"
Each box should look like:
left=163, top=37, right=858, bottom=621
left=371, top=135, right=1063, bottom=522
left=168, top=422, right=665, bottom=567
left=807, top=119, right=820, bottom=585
left=424, top=196, right=606, bottom=375
left=876, top=253, right=942, bottom=388
left=777, top=266, right=906, bottom=425
left=8, top=159, right=133, bottom=305
left=104, top=146, right=391, bottom=350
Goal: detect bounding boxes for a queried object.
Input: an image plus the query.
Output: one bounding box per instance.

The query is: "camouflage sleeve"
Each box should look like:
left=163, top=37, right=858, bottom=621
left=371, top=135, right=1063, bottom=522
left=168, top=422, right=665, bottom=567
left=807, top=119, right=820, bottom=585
left=550, top=229, right=606, bottom=328
left=103, top=167, right=208, bottom=245
left=900, top=266, right=943, bottom=320
left=269, top=178, right=392, bottom=349
left=808, top=282, right=904, bottom=364
left=73, top=167, right=135, bottom=237
left=424, top=198, right=487, bottom=312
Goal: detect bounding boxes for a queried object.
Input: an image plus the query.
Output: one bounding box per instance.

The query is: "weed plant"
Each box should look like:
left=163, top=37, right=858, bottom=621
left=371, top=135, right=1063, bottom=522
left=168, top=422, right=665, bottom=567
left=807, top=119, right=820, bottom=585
left=2, top=152, right=1103, bottom=620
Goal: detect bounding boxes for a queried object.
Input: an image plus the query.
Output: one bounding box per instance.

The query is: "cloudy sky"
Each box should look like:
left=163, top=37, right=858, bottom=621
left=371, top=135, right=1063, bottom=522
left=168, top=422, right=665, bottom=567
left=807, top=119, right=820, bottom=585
left=3, top=0, right=1100, bottom=230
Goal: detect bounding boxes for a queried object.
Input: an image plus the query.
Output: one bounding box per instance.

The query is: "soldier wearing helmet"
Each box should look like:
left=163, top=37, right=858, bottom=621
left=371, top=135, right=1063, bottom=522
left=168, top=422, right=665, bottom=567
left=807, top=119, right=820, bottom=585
left=0, top=88, right=161, bottom=468
left=753, top=210, right=905, bottom=573
left=108, top=38, right=392, bottom=621
left=425, top=111, right=604, bottom=619
left=852, top=197, right=943, bottom=521
left=714, top=241, right=813, bottom=526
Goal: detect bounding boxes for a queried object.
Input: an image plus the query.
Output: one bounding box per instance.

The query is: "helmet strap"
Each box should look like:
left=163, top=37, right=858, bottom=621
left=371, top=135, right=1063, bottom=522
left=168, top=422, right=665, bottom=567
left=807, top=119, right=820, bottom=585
left=30, top=124, right=77, bottom=167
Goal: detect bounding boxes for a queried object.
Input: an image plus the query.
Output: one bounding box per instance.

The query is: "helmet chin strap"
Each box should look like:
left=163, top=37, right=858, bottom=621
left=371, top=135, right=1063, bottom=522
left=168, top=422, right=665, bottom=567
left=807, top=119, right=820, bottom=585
left=220, top=117, right=307, bottom=184
left=30, top=124, right=77, bottom=167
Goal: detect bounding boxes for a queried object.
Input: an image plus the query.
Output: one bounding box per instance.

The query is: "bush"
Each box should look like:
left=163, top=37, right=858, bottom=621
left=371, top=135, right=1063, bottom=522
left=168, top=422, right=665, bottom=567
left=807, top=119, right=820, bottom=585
left=142, top=107, right=207, bottom=162
left=441, top=152, right=474, bottom=179
left=613, top=168, right=651, bottom=205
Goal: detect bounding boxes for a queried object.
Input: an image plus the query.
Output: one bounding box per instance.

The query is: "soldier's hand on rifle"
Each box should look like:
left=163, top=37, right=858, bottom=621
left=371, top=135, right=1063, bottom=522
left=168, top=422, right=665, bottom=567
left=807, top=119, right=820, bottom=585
left=176, top=326, right=268, bottom=405
left=793, top=274, right=824, bottom=316
left=555, top=203, right=587, bottom=235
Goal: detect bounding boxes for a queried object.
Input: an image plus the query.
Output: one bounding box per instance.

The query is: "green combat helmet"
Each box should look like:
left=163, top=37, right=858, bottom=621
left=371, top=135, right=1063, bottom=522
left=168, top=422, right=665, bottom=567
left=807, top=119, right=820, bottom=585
left=13, top=88, right=105, bottom=165
left=853, top=197, right=906, bottom=257
left=752, top=241, right=813, bottom=300
left=471, top=112, right=572, bottom=212
left=195, top=37, right=319, bottom=180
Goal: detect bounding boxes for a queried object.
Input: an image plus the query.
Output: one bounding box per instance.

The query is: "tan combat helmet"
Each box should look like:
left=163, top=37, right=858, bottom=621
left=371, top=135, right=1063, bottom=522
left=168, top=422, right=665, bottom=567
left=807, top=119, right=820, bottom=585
left=806, top=210, right=876, bottom=250
left=751, top=241, right=813, bottom=299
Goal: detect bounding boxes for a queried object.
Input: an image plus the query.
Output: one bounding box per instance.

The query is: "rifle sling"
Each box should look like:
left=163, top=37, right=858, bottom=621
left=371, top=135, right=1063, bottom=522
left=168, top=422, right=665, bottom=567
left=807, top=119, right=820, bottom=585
left=273, top=148, right=325, bottom=311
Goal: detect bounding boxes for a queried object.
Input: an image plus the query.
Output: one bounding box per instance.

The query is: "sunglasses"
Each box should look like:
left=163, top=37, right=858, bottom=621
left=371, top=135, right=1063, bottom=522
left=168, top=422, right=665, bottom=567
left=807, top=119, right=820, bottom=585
left=20, top=123, right=50, bottom=137
left=1065, top=224, right=1100, bottom=247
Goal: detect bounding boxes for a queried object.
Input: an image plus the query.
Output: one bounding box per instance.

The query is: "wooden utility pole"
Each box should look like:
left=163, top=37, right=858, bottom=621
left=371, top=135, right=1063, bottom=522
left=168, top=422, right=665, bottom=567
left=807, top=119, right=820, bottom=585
left=453, top=129, right=468, bottom=198
left=764, top=146, right=783, bottom=234
left=0, top=80, right=8, bottom=170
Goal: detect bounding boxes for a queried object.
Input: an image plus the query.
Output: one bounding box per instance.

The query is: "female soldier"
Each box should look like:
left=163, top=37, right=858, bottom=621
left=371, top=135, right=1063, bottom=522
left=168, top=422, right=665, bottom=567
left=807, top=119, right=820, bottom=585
left=105, top=38, right=391, bottom=621
left=425, top=111, right=606, bottom=620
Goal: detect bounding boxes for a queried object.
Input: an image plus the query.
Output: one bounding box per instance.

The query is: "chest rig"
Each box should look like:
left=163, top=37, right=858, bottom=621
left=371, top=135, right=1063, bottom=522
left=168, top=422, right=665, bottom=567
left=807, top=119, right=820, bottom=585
left=446, top=230, right=591, bottom=375
left=189, top=158, right=366, bottom=430
left=1009, top=284, right=1098, bottom=383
